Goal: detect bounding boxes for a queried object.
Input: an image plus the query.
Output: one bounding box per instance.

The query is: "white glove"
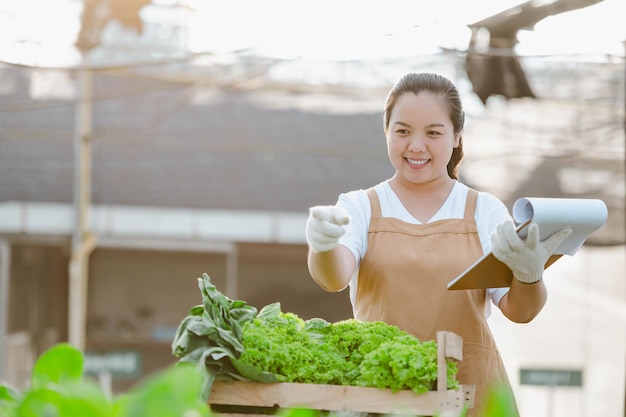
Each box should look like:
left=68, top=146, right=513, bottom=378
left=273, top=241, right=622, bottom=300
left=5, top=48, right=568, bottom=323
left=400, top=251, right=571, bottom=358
left=491, top=220, right=572, bottom=284
left=306, top=206, right=350, bottom=253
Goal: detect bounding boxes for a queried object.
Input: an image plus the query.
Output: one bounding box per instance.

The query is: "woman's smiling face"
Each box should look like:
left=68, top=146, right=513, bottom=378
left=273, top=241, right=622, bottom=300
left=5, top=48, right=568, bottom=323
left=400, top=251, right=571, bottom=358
left=386, top=91, right=460, bottom=187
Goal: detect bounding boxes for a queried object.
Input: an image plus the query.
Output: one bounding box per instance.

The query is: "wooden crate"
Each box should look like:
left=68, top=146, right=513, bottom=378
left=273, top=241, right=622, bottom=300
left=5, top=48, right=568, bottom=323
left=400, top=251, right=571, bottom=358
left=209, top=331, right=475, bottom=417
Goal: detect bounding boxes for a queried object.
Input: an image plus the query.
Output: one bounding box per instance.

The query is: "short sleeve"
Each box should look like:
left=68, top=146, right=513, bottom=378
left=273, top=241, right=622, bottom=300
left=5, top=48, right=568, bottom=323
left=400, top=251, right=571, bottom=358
left=336, top=189, right=371, bottom=266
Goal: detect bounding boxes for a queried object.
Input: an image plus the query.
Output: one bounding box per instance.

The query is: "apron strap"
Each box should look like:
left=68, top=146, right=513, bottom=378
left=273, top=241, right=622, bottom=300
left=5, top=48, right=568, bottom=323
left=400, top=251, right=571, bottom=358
left=464, top=188, right=479, bottom=220
left=366, top=188, right=382, bottom=218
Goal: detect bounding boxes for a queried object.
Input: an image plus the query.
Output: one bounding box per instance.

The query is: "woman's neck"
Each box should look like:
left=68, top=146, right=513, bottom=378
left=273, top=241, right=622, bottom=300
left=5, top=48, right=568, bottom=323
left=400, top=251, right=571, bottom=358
left=388, top=175, right=457, bottom=223
left=389, top=174, right=456, bottom=198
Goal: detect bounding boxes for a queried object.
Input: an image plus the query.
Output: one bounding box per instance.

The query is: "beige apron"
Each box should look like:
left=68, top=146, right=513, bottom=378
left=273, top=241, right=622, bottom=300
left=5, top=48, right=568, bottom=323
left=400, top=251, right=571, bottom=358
left=354, top=187, right=519, bottom=417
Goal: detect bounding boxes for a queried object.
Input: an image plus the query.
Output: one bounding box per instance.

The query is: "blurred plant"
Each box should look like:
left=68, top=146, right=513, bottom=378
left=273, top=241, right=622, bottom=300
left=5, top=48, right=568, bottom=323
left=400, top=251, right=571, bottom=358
left=479, top=383, right=519, bottom=417
left=0, top=343, right=210, bottom=417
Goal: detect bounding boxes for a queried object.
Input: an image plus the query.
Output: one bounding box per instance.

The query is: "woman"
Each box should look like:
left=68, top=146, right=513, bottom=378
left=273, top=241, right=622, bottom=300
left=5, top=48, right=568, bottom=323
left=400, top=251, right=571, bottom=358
left=305, top=72, right=571, bottom=416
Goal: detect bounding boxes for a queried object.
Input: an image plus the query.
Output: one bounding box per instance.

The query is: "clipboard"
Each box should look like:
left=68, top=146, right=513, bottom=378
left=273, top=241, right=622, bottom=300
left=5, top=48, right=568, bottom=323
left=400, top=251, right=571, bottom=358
left=447, top=197, right=608, bottom=291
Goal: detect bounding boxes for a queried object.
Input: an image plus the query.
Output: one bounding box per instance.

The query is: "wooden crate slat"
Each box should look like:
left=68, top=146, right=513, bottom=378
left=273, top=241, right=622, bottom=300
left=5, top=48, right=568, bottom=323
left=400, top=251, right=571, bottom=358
left=210, top=381, right=468, bottom=415
left=443, top=332, right=463, bottom=361
left=436, top=331, right=463, bottom=392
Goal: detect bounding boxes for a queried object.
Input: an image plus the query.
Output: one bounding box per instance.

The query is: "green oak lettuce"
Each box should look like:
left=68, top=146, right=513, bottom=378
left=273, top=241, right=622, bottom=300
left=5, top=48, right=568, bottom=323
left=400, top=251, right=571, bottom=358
left=238, top=306, right=459, bottom=394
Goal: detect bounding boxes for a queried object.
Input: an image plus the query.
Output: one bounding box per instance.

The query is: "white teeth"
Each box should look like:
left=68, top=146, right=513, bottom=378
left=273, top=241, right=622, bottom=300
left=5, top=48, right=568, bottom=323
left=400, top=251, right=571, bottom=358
left=407, top=158, right=428, bottom=165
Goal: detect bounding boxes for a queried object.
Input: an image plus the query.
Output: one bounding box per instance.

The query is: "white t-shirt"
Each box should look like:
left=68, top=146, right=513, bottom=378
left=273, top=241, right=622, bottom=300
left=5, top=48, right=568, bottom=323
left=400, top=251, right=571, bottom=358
left=336, top=180, right=511, bottom=318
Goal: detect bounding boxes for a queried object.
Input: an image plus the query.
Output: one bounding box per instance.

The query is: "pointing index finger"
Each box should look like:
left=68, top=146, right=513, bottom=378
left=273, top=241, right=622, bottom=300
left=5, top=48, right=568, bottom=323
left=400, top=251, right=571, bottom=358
left=310, top=206, right=349, bottom=225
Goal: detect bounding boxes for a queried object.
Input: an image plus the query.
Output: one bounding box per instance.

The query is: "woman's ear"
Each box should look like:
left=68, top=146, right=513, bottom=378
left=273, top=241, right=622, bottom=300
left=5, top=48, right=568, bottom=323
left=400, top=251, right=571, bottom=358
left=454, top=134, right=462, bottom=148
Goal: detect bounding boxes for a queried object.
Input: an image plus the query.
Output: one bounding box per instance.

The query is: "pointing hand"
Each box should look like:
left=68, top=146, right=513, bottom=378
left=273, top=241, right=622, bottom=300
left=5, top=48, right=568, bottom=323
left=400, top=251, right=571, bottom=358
left=306, top=206, right=350, bottom=253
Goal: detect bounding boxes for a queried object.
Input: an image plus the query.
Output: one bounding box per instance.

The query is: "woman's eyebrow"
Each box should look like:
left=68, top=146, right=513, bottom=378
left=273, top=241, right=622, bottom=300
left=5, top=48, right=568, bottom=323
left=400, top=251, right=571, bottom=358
left=391, top=121, right=447, bottom=128
left=392, top=121, right=411, bottom=128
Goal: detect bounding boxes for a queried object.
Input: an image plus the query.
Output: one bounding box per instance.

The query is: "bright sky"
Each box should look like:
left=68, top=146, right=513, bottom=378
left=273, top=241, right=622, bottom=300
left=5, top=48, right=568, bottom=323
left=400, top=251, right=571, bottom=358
left=184, top=0, right=504, bottom=58
left=0, top=0, right=624, bottom=67
left=185, top=0, right=625, bottom=59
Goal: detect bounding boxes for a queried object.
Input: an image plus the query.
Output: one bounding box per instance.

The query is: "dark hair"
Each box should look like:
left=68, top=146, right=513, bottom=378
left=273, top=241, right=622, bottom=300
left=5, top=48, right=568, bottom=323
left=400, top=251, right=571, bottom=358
left=383, top=72, right=465, bottom=179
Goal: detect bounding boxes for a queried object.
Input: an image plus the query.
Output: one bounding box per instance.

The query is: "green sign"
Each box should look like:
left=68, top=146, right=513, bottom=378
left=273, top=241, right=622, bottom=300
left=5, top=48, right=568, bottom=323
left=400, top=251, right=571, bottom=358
left=84, top=351, right=142, bottom=378
left=520, top=368, right=583, bottom=387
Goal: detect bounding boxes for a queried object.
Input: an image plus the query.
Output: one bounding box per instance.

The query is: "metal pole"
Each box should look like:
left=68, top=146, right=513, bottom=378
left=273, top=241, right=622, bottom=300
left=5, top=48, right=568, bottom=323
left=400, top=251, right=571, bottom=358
left=0, top=239, right=11, bottom=380
left=548, top=385, right=555, bottom=417
left=68, top=67, right=94, bottom=350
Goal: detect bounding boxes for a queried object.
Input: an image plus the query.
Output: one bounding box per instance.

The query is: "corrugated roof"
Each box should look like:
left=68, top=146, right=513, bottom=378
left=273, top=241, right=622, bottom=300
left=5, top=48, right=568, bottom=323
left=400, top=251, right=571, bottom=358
left=0, top=68, right=393, bottom=211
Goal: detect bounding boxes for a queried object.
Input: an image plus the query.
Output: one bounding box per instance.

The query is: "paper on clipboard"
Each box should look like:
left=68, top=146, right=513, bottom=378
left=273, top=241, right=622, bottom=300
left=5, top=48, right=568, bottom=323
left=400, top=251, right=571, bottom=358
left=447, top=197, right=608, bottom=290
left=512, top=197, right=608, bottom=255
